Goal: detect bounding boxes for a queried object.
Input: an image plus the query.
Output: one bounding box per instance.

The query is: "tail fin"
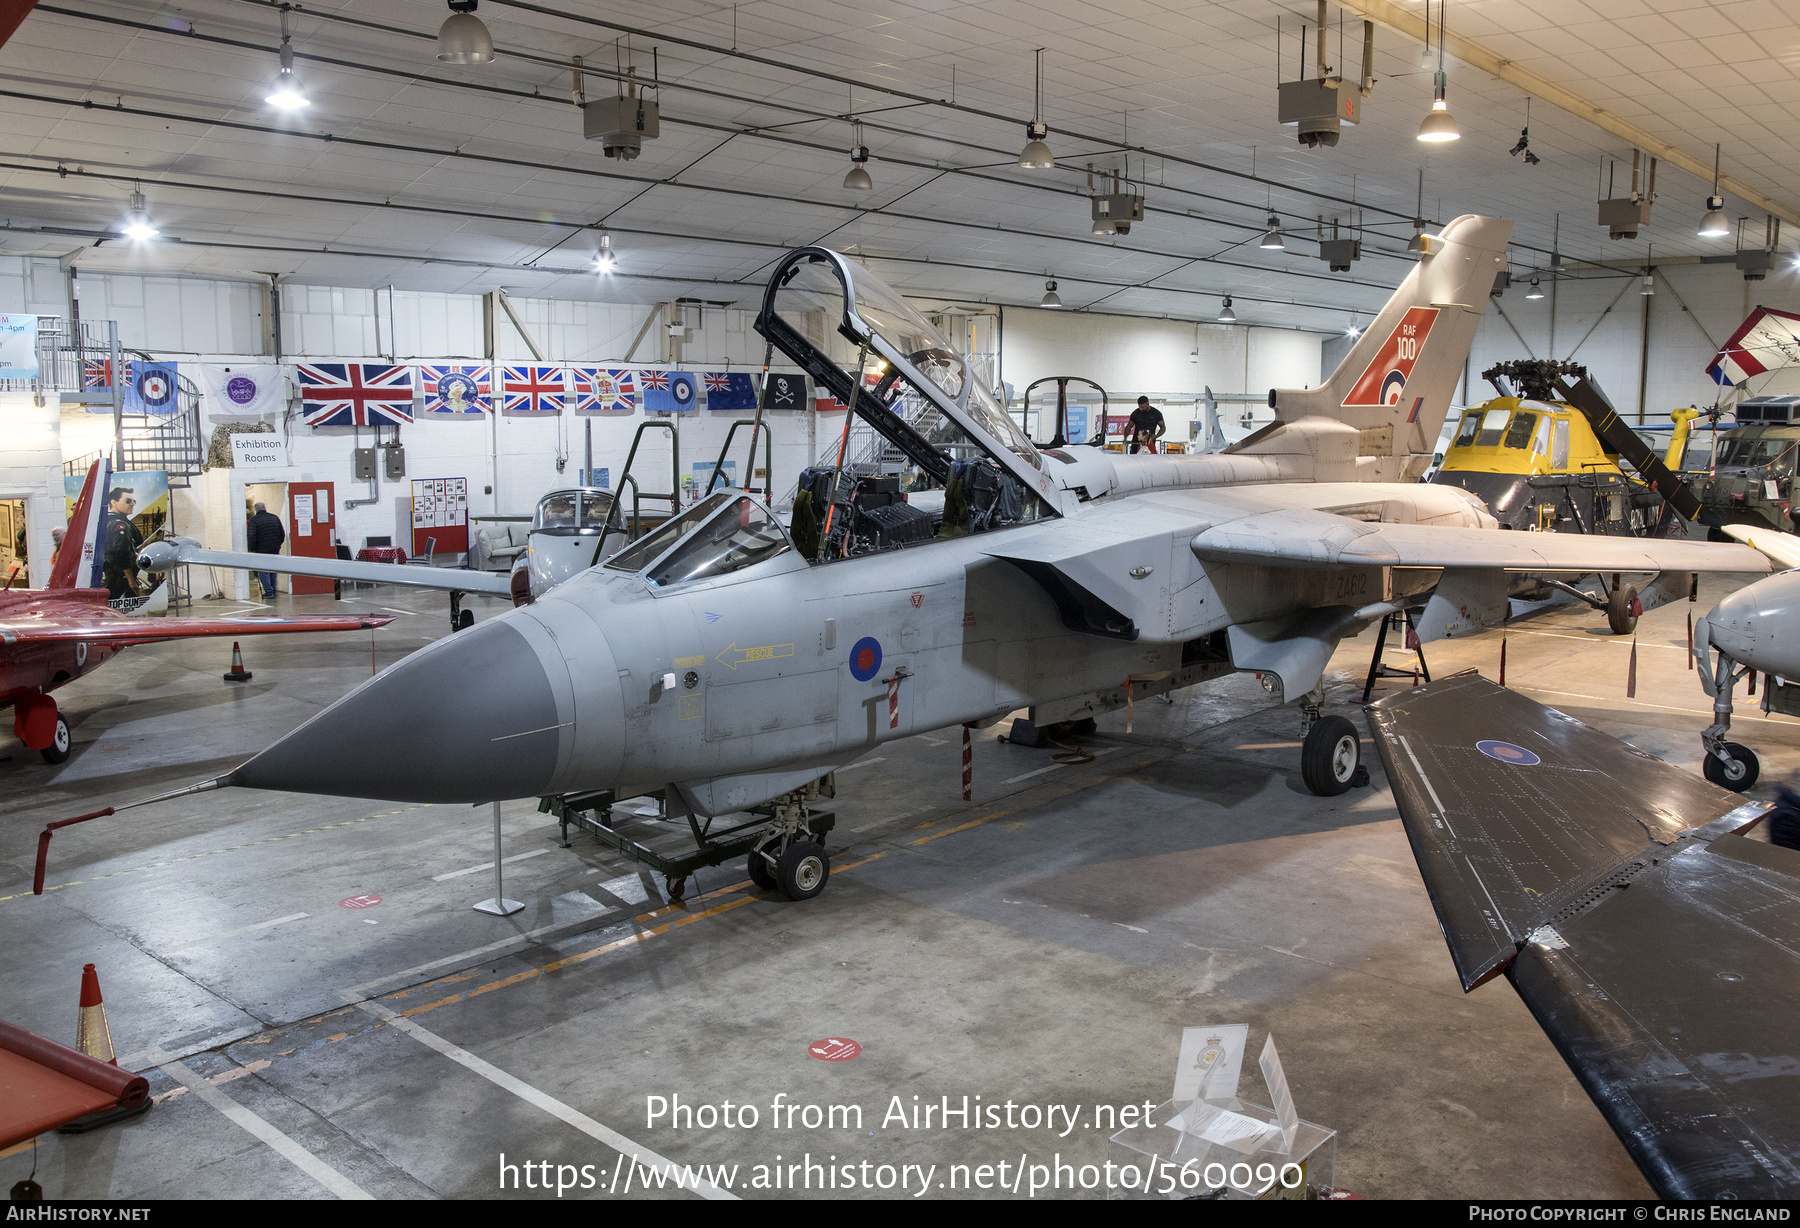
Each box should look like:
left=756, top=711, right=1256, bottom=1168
left=48, top=459, right=109, bottom=591
left=1271, top=214, right=1513, bottom=472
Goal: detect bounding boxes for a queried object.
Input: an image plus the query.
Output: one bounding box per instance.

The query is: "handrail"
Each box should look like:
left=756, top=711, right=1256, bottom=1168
left=703, top=419, right=775, bottom=500
left=595, top=420, right=679, bottom=549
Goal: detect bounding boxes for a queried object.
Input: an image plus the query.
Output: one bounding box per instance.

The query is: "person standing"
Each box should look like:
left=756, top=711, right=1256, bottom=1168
left=102, top=487, right=142, bottom=601
left=246, top=501, right=286, bottom=599
left=1128, top=396, right=1166, bottom=455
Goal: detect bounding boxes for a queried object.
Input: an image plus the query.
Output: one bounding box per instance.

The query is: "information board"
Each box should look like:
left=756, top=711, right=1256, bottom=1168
left=409, top=476, right=469, bottom=557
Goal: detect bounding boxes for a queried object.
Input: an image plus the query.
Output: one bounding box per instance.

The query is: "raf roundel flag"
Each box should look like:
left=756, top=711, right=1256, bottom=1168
left=125, top=360, right=180, bottom=415
left=641, top=369, right=698, bottom=414
left=703, top=371, right=758, bottom=412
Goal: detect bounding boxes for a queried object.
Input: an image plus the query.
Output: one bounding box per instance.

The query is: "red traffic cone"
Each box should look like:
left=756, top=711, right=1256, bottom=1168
left=76, top=963, right=116, bottom=1065
left=223, top=641, right=252, bottom=682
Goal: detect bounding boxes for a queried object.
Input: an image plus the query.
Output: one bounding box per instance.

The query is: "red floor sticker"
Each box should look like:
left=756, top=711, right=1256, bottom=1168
left=809, top=1037, right=861, bottom=1062
left=338, top=894, right=382, bottom=909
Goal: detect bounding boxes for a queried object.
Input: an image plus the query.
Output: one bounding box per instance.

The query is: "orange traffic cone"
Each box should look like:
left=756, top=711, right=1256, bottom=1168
left=76, top=963, right=115, bottom=1065
left=223, top=641, right=252, bottom=683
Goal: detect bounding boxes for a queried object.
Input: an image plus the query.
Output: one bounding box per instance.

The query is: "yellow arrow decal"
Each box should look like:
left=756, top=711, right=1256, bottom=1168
left=715, top=642, right=795, bottom=670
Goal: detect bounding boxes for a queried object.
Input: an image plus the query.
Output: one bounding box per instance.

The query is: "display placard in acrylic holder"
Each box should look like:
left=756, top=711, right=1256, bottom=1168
left=1109, top=1029, right=1336, bottom=1200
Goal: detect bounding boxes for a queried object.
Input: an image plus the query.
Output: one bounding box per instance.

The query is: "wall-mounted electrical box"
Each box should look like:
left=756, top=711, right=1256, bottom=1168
left=383, top=445, right=406, bottom=480
left=354, top=447, right=377, bottom=481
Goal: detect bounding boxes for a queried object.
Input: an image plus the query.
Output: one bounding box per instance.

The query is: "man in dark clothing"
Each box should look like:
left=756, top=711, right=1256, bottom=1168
left=102, top=487, right=142, bottom=601
left=247, top=501, right=285, bottom=599
left=1127, top=396, right=1165, bottom=455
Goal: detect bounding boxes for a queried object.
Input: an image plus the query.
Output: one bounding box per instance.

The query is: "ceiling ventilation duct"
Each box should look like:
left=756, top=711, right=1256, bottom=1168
left=1277, top=1, right=1373, bottom=148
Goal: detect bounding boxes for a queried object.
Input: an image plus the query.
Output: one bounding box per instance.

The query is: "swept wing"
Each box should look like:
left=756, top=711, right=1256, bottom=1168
left=1191, top=507, right=1769, bottom=572
left=139, top=537, right=513, bottom=596
left=1368, top=672, right=1800, bottom=1199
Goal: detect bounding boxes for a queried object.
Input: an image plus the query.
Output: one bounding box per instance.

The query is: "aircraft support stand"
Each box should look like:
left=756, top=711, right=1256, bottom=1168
left=473, top=801, right=524, bottom=917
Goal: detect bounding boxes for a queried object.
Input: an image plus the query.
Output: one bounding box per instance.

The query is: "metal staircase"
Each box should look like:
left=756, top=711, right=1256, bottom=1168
left=36, top=317, right=206, bottom=487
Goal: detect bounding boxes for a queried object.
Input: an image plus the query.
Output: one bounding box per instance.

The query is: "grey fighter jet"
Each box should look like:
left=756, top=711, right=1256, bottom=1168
left=1684, top=524, right=1800, bottom=790
left=60, top=217, right=1769, bottom=901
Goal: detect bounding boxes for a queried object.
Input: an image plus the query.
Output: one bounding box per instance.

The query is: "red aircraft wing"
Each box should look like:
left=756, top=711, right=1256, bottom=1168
left=0, top=607, right=395, bottom=647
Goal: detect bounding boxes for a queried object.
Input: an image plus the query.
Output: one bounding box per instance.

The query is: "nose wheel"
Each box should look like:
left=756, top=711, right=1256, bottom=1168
left=1301, top=714, right=1366, bottom=797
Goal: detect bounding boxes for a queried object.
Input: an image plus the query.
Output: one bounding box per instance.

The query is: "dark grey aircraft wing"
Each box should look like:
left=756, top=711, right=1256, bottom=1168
left=1368, top=672, right=1800, bottom=1200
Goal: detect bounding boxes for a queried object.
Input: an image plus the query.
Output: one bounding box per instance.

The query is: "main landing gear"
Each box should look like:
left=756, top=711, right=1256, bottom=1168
left=11, top=693, right=71, bottom=764
left=1299, top=688, right=1369, bottom=797
left=1701, top=649, right=1761, bottom=792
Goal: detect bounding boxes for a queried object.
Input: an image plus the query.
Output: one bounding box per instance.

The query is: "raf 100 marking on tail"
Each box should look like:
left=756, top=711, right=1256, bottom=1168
left=1344, top=306, right=1440, bottom=409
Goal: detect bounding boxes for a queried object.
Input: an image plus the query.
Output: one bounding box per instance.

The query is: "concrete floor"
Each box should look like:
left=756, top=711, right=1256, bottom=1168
left=1, top=572, right=1789, bottom=1200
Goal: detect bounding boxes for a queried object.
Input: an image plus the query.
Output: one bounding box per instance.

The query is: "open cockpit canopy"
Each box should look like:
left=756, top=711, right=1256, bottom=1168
left=754, top=248, right=1063, bottom=552
left=604, top=490, right=794, bottom=589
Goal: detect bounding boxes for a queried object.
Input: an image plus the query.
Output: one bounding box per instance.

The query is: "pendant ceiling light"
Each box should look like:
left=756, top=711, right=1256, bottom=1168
left=1218, top=295, right=1236, bottom=323
left=1641, top=245, right=1655, bottom=296
left=122, top=188, right=156, bottom=241
left=1346, top=314, right=1361, bottom=337
left=1040, top=278, right=1062, bottom=308
left=1019, top=48, right=1054, bottom=168
left=1525, top=276, right=1544, bottom=299
left=265, top=7, right=309, bottom=110
left=591, top=231, right=616, bottom=272
left=1259, top=215, right=1284, bottom=250
left=1700, top=144, right=1730, bottom=237
left=1406, top=172, right=1430, bottom=253
left=843, top=118, right=872, bottom=190
left=437, top=0, right=494, bottom=65
left=1416, top=0, right=1460, bottom=143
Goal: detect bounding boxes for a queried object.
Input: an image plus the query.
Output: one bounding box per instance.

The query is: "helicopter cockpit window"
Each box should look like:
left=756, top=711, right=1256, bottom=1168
left=604, top=492, right=732, bottom=574
left=1502, top=412, right=1538, bottom=450
left=1474, top=408, right=1511, bottom=448
left=646, top=497, right=790, bottom=588
left=1453, top=412, right=1482, bottom=448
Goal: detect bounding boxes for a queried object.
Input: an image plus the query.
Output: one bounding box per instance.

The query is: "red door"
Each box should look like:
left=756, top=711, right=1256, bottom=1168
left=287, top=482, right=336, bottom=595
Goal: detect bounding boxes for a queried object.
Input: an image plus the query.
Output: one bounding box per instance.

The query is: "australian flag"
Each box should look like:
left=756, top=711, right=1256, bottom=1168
left=641, top=369, right=697, bottom=414
left=419, top=364, right=490, bottom=415
left=761, top=371, right=806, bottom=410
left=298, top=362, right=416, bottom=427
left=703, top=371, right=757, bottom=412
left=500, top=366, right=566, bottom=415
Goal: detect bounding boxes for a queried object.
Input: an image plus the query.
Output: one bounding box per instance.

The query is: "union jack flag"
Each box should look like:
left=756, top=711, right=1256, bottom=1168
left=639, top=369, right=669, bottom=392
left=500, top=365, right=566, bottom=415
left=298, top=362, right=415, bottom=427
left=572, top=367, right=635, bottom=416
left=83, top=357, right=116, bottom=388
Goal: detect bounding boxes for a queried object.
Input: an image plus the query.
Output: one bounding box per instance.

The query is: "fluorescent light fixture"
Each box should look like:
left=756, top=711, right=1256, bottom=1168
left=437, top=0, right=494, bottom=64
left=1218, top=295, right=1236, bottom=323
left=1259, top=215, right=1284, bottom=250
left=1039, top=278, right=1061, bottom=308
left=1525, top=276, right=1544, bottom=299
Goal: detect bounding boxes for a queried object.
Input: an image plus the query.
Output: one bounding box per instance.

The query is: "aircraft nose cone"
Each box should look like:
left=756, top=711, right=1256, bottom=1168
left=232, top=618, right=564, bottom=803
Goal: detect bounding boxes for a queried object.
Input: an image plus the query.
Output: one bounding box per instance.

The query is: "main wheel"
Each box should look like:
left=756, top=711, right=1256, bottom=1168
left=1301, top=715, right=1360, bottom=797
left=456, top=608, right=474, bottom=631
left=1703, top=742, right=1760, bottom=792
left=775, top=840, right=830, bottom=901
left=1606, top=585, right=1641, bottom=636
left=40, top=714, right=71, bottom=765
left=746, top=840, right=778, bottom=891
